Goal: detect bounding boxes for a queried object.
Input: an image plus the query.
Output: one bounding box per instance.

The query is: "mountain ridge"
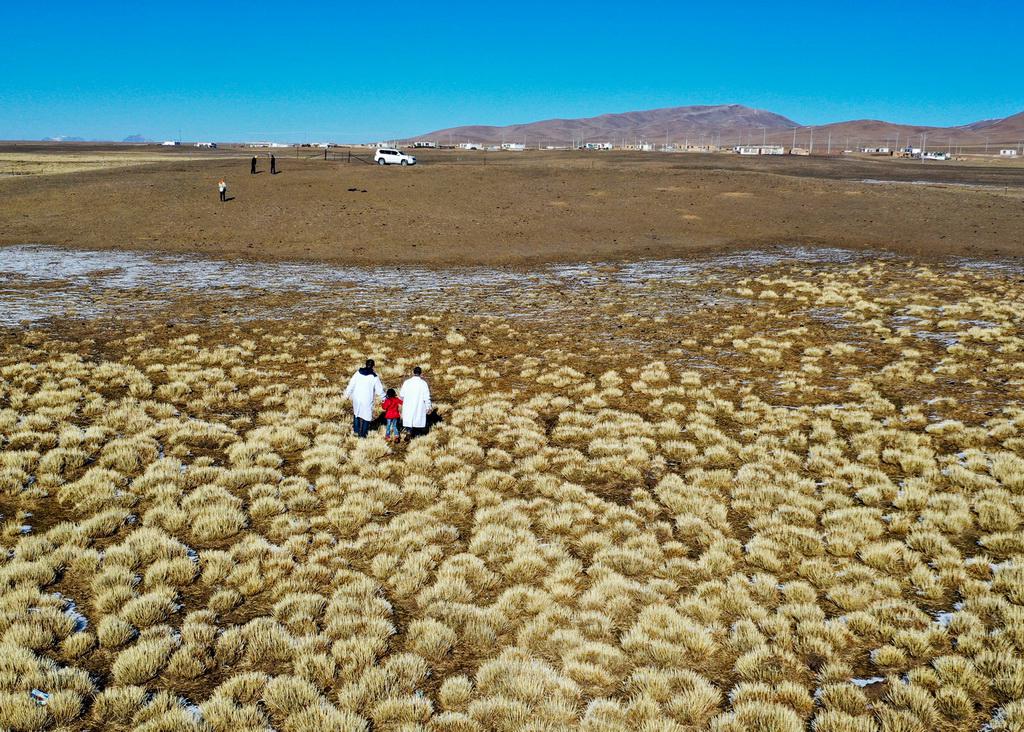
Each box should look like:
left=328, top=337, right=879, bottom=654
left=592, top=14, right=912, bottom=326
left=407, top=104, right=1024, bottom=148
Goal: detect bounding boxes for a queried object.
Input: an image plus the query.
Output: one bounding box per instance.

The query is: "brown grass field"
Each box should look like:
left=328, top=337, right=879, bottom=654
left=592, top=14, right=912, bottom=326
left=1, top=145, right=1024, bottom=731
left=0, top=144, right=1022, bottom=264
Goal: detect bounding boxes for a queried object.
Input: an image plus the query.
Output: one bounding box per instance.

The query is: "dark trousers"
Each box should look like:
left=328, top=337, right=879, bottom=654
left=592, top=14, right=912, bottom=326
left=270, top=163, right=276, bottom=174
left=353, top=416, right=370, bottom=438
left=219, top=190, right=226, bottom=201
left=251, top=163, right=256, bottom=174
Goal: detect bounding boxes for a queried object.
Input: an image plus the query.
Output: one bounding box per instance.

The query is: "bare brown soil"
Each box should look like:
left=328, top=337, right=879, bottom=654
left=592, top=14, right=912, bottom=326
left=1, top=146, right=1023, bottom=265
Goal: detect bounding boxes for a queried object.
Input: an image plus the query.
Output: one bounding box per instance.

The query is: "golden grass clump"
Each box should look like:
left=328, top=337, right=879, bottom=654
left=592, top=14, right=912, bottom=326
left=4, top=253, right=1024, bottom=729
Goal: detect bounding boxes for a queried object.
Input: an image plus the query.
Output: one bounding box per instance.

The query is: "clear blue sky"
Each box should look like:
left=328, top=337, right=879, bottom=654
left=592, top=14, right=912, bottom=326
left=3, top=0, right=1021, bottom=142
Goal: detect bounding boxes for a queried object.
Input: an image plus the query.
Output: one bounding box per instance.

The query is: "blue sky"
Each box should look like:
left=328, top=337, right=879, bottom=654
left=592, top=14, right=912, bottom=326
left=2, top=0, right=1022, bottom=142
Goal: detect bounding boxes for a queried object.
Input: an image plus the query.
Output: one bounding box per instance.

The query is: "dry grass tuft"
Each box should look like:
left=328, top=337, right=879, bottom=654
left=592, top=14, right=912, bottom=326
left=2, top=253, right=1023, bottom=730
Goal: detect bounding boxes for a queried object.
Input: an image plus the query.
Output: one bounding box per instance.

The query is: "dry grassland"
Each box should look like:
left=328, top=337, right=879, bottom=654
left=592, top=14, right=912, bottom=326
left=2, top=253, right=1024, bottom=731
left=2, top=148, right=1023, bottom=264
left=0, top=153, right=220, bottom=177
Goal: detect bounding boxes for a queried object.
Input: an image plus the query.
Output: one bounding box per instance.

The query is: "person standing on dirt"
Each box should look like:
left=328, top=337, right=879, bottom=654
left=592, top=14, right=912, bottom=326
left=270, top=153, right=277, bottom=175
left=250, top=155, right=257, bottom=174
left=399, top=366, right=432, bottom=439
left=344, top=359, right=384, bottom=438
left=218, top=178, right=227, bottom=202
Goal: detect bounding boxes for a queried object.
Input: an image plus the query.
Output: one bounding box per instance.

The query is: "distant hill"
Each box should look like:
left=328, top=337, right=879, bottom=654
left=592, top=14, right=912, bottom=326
left=409, top=104, right=798, bottom=146
left=123, top=134, right=148, bottom=143
left=760, top=111, right=1024, bottom=151
left=407, top=105, right=1024, bottom=150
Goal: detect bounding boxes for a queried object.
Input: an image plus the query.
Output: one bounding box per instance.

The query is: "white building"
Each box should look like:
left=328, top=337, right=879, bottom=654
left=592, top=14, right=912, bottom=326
left=737, top=145, right=784, bottom=155
left=1000, top=149, right=1018, bottom=157
left=859, top=147, right=890, bottom=154
left=194, top=142, right=217, bottom=149
left=458, top=142, right=482, bottom=150
left=923, top=151, right=950, bottom=161
left=413, top=141, right=437, bottom=148
left=582, top=142, right=613, bottom=150
left=501, top=142, right=526, bottom=151
left=161, top=140, right=179, bottom=146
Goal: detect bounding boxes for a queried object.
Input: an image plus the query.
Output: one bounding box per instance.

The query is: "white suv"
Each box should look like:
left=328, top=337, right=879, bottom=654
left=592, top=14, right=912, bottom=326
left=374, top=148, right=416, bottom=166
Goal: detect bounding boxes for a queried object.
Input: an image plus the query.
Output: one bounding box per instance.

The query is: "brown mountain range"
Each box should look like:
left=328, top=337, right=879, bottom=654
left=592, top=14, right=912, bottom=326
left=409, top=105, right=1024, bottom=151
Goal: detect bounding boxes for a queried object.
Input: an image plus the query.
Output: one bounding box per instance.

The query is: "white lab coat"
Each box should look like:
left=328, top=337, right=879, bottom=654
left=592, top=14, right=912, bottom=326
left=399, top=376, right=431, bottom=428
left=344, top=370, right=384, bottom=421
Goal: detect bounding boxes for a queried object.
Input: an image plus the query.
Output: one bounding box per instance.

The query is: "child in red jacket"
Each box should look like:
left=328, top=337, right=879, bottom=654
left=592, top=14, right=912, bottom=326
left=381, top=388, right=403, bottom=442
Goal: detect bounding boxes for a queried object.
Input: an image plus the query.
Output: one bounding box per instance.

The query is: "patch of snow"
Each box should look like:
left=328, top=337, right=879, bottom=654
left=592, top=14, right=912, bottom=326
left=851, top=676, right=885, bottom=687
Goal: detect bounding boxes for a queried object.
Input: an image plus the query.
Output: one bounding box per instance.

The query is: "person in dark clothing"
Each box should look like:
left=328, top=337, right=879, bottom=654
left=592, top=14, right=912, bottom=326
left=250, top=155, right=257, bottom=174
left=270, top=154, right=277, bottom=175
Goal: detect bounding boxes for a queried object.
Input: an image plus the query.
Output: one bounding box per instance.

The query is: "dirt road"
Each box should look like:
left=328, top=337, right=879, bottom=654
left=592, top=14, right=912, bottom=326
left=1, top=146, right=1022, bottom=264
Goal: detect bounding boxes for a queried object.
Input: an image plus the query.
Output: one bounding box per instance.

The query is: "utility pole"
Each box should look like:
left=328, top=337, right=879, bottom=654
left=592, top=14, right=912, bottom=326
left=827, top=131, right=831, bottom=155
left=762, top=127, right=766, bottom=146
left=809, top=127, right=814, bottom=154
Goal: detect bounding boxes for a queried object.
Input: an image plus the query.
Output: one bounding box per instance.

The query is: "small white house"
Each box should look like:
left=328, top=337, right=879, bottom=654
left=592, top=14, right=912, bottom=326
left=1000, top=149, right=1018, bottom=157
left=860, top=147, right=890, bottom=154
left=161, top=140, right=179, bottom=146
left=501, top=143, right=526, bottom=151
left=737, top=145, right=783, bottom=155
left=582, top=142, right=613, bottom=150
left=923, top=151, right=950, bottom=161
left=413, top=141, right=437, bottom=148
left=194, top=142, right=217, bottom=149
left=458, top=142, right=482, bottom=150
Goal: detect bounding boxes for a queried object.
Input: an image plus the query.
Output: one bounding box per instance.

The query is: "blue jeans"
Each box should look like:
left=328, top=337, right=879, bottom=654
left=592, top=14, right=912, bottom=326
left=353, top=416, right=370, bottom=438
left=385, top=418, right=399, bottom=438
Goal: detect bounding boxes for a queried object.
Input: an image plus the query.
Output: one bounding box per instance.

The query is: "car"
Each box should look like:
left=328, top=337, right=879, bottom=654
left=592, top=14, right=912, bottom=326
left=374, top=148, right=416, bottom=166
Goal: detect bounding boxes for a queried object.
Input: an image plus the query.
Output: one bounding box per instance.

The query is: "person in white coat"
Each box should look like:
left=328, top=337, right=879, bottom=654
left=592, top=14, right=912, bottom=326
left=399, top=366, right=432, bottom=438
left=344, top=359, right=384, bottom=438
